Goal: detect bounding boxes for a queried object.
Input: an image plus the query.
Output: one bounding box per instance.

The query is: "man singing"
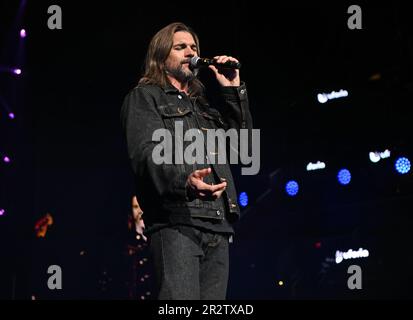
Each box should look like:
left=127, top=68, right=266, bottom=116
left=121, top=22, right=253, bottom=300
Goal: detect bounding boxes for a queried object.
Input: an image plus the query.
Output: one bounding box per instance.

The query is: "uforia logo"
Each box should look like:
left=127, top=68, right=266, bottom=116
left=306, top=161, right=326, bottom=171
left=317, top=89, right=349, bottom=104
left=335, top=248, right=369, bottom=264
left=369, top=149, right=391, bottom=163
left=151, top=121, right=260, bottom=175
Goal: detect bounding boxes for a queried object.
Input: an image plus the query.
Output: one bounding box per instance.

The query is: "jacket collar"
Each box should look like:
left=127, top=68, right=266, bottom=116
left=162, top=83, right=180, bottom=94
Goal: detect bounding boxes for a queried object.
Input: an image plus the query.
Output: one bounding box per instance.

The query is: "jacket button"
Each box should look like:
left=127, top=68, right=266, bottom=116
left=216, top=210, right=221, bottom=216
left=240, top=89, right=246, bottom=95
left=178, top=95, right=182, bottom=99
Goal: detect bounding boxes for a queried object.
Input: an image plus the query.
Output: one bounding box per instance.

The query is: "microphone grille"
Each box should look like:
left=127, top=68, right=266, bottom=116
left=189, top=56, right=200, bottom=68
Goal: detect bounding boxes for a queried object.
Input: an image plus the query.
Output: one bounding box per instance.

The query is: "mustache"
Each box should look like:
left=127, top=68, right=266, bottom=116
left=181, top=58, right=192, bottom=64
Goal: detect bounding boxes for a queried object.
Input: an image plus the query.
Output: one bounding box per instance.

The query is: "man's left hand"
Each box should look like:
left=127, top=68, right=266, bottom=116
left=208, top=55, right=241, bottom=87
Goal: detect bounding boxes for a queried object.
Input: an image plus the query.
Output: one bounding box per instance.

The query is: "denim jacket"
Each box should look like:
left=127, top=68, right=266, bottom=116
left=120, top=82, right=253, bottom=226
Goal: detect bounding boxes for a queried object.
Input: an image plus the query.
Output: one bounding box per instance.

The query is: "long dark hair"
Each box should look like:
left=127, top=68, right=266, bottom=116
left=139, top=22, right=204, bottom=97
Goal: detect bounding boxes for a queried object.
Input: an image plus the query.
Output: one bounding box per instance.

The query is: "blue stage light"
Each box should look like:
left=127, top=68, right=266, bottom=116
left=395, top=157, right=411, bottom=175
left=337, top=169, right=351, bottom=185
left=239, top=192, right=248, bottom=207
left=285, top=181, right=299, bottom=197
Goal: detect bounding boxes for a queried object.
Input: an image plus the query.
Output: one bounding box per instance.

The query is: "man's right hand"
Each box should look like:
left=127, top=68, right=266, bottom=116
left=186, top=168, right=227, bottom=201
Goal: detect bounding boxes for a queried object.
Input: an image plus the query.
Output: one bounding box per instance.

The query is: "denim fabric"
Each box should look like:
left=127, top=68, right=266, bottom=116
left=120, top=83, right=253, bottom=224
left=149, top=226, right=229, bottom=300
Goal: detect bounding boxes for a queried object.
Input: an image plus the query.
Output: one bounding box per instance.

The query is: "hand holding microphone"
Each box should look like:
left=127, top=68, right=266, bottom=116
left=190, top=55, right=241, bottom=87
left=190, top=56, right=242, bottom=69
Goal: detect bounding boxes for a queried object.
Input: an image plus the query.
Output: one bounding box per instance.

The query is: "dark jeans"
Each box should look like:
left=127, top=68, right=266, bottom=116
left=149, top=226, right=230, bottom=300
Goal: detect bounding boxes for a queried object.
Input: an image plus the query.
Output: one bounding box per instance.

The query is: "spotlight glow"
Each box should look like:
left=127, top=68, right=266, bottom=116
left=3, top=156, right=11, bottom=163
left=239, top=192, right=248, bottom=207
left=13, top=69, right=22, bottom=75
left=395, top=157, right=411, bottom=175
left=337, top=169, right=351, bottom=185
left=0, top=209, right=5, bottom=216
left=285, top=180, right=299, bottom=196
left=20, top=29, right=27, bottom=38
left=9, top=113, right=15, bottom=119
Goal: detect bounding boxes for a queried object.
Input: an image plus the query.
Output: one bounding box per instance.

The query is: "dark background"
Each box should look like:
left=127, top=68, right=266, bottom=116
left=1, top=1, right=412, bottom=299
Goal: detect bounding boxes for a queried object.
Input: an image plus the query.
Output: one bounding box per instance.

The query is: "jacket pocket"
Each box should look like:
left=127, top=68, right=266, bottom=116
left=157, top=104, right=194, bottom=177
left=158, top=104, right=192, bottom=118
left=158, top=104, right=192, bottom=133
left=198, top=108, right=226, bottom=128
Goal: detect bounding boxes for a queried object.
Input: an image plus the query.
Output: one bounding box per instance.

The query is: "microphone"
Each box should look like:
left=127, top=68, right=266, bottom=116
left=189, top=56, right=242, bottom=70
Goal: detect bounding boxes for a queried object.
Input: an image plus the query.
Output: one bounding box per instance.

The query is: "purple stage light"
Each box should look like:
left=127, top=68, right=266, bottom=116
left=3, top=156, right=11, bottom=163
left=20, top=29, right=26, bottom=38
left=13, top=69, right=22, bottom=75
left=9, top=113, right=15, bottom=119
left=0, top=209, right=5, bottom=216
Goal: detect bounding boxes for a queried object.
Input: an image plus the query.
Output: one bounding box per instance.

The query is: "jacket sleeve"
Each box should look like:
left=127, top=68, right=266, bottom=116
left=219, top=82, right=253, bottom=132
left=120, top=87, right=188, bottom=201
left=217, top=82, right=254, bottom=164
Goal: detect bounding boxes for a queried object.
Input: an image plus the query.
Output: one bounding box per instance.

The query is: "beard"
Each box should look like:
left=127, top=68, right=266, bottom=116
left=166, top=62, right=197, bottom=83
